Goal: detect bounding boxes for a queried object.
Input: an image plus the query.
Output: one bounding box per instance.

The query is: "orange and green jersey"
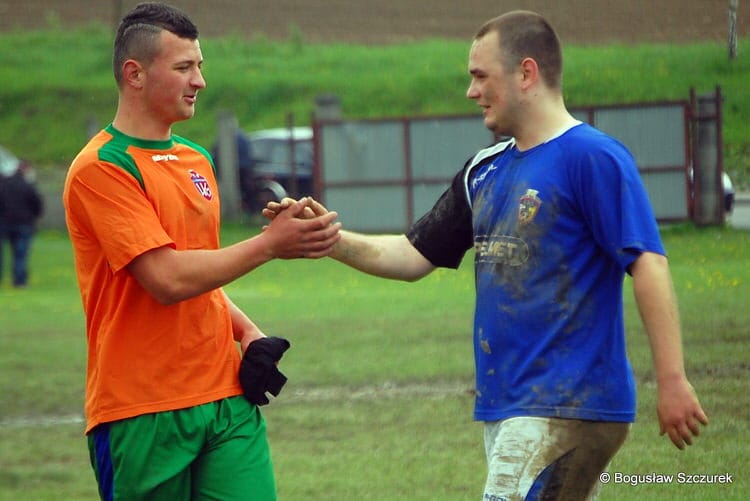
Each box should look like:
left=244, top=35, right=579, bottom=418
left=63, top=124, right=243, bottom=433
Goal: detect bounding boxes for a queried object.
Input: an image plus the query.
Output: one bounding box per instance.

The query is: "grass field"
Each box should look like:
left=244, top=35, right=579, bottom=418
left=0, top=223, right=748, bottom=500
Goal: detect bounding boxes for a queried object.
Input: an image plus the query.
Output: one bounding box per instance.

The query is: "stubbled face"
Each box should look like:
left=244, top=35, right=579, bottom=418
left=466, top=30, right=520, bottom=137
left=141, top=30, right=206, bottom=127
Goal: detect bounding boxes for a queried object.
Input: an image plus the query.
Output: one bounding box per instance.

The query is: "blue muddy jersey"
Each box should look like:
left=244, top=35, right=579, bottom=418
left=408, top=123, right=665, bottom=423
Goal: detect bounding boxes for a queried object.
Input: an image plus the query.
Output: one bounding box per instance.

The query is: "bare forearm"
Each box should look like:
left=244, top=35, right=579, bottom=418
left=129, top=234, right=277, bottom=304
left=631, top=252, right=686, bottom=380
left=223, top=290, right=265, bottom=353
left=128, top=198, right=341, bottom=304
left=631, top=251, right=709, bottom=448
left=331, top=231, right=434, bottom=281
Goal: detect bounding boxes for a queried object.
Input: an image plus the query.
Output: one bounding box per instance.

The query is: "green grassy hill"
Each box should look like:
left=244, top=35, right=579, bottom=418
left=1, top=25, right=748, bottom=187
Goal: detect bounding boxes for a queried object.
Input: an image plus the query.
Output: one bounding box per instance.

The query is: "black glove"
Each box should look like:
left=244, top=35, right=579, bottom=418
left=239, top=336, right=291, bottom=406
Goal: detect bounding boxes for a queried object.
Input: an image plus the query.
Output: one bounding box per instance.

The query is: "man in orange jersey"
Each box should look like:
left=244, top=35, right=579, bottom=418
left=63, top=3, right=340, bottom=500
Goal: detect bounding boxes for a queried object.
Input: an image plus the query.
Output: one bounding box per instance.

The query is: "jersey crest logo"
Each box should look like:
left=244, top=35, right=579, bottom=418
left=189, top=169, right=213, bottom=201
left=518, top=189, right=542, bottom=226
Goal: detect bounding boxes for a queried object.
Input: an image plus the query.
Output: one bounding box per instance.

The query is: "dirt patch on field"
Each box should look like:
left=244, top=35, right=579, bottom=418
left=1, top=0, right=747, bottom=45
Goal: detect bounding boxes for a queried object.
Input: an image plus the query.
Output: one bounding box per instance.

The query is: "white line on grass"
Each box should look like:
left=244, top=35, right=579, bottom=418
left=0, top=381, right=474, bottom=428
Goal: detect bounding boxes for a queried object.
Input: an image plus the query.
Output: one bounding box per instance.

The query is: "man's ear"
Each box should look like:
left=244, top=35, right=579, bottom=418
left=122, top=60, right=145, bottom=89
left=518, top=57, right=539, bottom=91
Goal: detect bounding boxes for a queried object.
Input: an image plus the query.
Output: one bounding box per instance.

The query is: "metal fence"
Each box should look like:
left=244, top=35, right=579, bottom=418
left=312, top=89, right=724, bottom=232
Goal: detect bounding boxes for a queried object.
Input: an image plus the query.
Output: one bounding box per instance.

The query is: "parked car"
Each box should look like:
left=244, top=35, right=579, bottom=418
left=689, top=166, right=736, bottom=215
left=213, top=127, right=313, bottom=213
left=723, top=171, right=735, bottom=213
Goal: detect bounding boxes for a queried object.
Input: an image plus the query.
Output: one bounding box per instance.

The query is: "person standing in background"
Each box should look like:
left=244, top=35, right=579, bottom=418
left=0, top=160, right=44, bottom=288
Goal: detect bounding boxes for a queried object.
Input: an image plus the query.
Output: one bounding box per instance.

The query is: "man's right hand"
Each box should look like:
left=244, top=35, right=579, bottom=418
left=261, top=197, right=341, bottom=259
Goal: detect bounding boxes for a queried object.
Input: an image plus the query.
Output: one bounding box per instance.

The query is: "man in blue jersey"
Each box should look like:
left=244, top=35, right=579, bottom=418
left=266, top=10, right=707, bottom=500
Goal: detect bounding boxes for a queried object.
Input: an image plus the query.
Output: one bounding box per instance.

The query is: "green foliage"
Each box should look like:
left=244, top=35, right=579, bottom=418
left=0, top=29, right=748, bottom=187
left=1, top=225, right=748, bottom=499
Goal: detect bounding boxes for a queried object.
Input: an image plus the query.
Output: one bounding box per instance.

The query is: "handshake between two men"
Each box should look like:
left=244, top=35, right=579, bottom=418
left=263, top=197, right=332, bottom=224
left=259, top=197, right=341, bottom=260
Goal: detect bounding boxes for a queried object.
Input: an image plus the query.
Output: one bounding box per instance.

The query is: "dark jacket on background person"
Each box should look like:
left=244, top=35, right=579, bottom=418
left=0, top=168, right=44, bottom=225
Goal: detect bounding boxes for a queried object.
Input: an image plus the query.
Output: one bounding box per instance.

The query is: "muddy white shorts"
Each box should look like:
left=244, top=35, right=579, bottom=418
left=482, top=416, right=629, bottom=501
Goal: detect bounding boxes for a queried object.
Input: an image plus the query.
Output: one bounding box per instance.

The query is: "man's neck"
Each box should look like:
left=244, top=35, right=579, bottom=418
left=112, top=100, right=172, bottom=141
left=513, top=98, right=577, bottom=151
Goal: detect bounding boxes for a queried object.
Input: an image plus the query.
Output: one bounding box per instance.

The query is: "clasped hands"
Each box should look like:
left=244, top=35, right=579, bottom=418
left=260, top=196, right=340, bottom=259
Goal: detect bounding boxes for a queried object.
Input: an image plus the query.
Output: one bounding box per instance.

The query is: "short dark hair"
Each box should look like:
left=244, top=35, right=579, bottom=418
left=113, top=2, right=199, bottom=86
left=475, top=11, right=563, bottom=90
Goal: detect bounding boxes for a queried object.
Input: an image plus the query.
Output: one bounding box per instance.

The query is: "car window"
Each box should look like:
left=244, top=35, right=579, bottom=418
left=250, top=139, right=275, bottom=162
left=253, top=139, right=311, bottom=167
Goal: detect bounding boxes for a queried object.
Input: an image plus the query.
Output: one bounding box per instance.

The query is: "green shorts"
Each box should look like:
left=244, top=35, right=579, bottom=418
left=88, top=396, right=276, bottom=501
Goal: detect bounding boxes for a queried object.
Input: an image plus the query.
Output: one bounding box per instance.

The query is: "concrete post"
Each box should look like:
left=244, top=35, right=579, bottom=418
left=729, top=0, right=739, bottom=60
left=692, top=87, right=724, bottom=226
left=216, top=111, right=241, bottom=221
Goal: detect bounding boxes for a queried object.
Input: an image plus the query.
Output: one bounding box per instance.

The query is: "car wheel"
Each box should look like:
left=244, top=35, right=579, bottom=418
left=254, top=180, right=288, bottom=211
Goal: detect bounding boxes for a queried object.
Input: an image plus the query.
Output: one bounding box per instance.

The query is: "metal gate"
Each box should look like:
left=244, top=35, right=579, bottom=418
left=312, top=88, right=724, bottom=232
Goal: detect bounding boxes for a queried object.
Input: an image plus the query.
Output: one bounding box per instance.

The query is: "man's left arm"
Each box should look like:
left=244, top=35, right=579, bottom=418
left=223, top=290, right=265, bottom=354
left=630, top=251, right=709, bottom=449
left=223, top=289, right=291, bottom=406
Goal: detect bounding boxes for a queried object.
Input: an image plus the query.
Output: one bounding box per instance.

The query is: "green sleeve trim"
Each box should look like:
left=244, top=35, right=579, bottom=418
left=98, top=147, right=145, bottom=192
left=99, top=126, right=145, bottom=192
